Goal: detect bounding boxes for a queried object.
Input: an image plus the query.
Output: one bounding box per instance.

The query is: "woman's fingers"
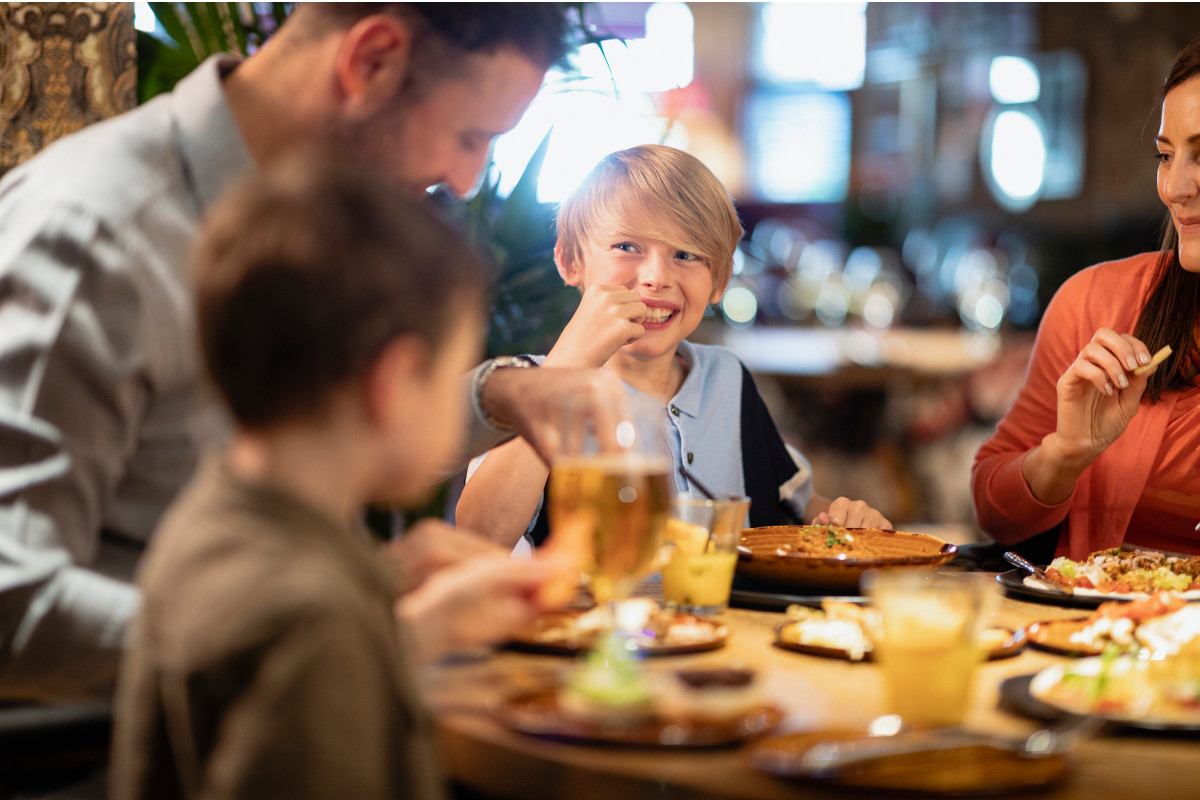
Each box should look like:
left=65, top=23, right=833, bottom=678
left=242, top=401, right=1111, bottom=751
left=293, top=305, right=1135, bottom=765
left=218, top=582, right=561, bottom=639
left=1066, top=329, right=1153, bottom=395
left=1067, top=347, right=1125, bottom=395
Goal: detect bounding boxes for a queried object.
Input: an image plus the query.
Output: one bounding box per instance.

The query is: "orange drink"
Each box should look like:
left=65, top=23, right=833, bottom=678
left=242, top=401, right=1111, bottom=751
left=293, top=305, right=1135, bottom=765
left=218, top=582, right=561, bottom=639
left=661, top=495, right=750, bottom=615
left=864, top=571, right=994, bottom=728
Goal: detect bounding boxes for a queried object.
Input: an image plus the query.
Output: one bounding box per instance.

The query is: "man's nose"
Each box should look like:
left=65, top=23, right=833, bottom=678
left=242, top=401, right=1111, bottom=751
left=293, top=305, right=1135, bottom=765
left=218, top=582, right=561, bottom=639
left=443, top=151, right=492, bottom=199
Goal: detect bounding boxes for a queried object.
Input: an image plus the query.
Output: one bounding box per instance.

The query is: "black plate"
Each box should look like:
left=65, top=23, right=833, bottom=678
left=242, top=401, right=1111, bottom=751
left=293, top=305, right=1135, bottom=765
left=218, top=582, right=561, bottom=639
left=998, top=674, right=1200, bottom=736
left=996, top=569, right=1115, bottom=609
left=729, top=587, right=869, bottom=612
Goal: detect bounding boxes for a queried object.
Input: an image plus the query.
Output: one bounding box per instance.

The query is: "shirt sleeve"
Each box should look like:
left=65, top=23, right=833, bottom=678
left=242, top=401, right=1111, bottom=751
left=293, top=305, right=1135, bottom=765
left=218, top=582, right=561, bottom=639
left=971, top=270, right=1087, bottom=543
left=781, top=444, right=815, bottom=521
left=0, top=201, right=148, bottom=700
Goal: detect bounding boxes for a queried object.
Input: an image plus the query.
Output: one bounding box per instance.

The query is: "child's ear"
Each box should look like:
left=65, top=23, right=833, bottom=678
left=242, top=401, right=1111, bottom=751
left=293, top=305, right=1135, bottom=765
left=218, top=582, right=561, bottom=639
left=554, top=239, right=581, bottom=287
left=363, top=335, right=428, bottom=427
left=709, top=266, right=731, bottom=304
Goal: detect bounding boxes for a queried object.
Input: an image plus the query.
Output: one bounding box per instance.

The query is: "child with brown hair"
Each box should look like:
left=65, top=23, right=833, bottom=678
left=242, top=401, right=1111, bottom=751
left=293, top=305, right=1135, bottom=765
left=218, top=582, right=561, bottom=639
left=110, top=151, right=565, bottom=800
left=457, top=144, right=889, bottom=552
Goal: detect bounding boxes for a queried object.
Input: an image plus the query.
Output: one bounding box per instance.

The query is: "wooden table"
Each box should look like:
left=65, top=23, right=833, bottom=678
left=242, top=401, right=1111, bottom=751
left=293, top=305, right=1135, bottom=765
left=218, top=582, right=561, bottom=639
left=427, top=575, right=1200, bottom=799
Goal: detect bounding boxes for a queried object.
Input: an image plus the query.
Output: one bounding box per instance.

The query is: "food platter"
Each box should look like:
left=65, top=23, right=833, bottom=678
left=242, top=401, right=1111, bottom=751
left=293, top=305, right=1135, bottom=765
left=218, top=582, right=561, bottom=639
left=997, top=569, right=1200, bottom=608
left=504, top=607, right=728, bottom=656
left=775, top=621, right=1025, bottom=662
left=492, top=688, right=782, bottom=747
left=736, top=526, right=956, bottom=594
left=998, top=658, right=1200, bottom=733
left=1027, top=596, right=1200, bottom=657
left=1024, top=618, right=1104, bottom=656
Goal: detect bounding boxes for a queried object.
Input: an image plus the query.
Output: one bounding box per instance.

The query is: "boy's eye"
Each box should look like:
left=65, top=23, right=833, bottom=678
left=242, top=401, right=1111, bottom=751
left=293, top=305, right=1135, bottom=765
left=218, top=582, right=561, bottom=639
left=675, top=250, right=701, bottom=262
left=613, top=242, right=638, bottom=253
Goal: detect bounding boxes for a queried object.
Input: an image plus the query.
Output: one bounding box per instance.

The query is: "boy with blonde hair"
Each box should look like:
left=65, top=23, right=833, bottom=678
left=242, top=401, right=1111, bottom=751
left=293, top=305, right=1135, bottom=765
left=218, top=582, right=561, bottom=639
left=110, top=152, right=567, bottom=800
left=457, top=144, right=889, bottom=550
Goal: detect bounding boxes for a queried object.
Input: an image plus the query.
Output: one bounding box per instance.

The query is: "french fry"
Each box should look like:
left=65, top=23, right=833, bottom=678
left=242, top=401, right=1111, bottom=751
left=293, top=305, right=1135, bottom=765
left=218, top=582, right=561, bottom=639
left=1132, top=345, right=1173, bottom=376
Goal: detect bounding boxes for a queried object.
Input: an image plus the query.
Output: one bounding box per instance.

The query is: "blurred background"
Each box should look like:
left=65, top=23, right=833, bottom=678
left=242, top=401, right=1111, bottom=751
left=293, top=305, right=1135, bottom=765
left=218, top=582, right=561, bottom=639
left=7, top=2, right=1199, bottom=540
left=471, top=2, right=1200, bottom=541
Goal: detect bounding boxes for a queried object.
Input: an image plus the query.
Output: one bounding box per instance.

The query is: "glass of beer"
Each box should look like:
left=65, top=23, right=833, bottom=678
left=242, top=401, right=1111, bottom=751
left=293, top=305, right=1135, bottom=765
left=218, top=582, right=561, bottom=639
left=661, top=494, right=750, bottom=615
left=547, top=394, right=672, bottom=607
left=862, top=570, right=996, bottom=729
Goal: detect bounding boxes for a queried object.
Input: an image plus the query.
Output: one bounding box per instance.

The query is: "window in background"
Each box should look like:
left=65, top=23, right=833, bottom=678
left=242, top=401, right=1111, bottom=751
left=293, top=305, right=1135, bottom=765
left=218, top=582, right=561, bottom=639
left=134, top=1, right=156, bottom=33
left=745, top=92, right=852, bottom=203
left=980, top=51, right=1086, bottom=212
left=745, top=2, right=867, bottom=203
left=755, top=2, right=867, bottom=91
left=490, top=2, right=694, bottom=203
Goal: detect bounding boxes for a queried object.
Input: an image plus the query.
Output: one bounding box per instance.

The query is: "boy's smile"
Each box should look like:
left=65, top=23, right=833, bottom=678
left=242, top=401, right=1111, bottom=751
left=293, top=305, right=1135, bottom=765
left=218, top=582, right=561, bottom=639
left=642, top=299, right=680, bottom=326
left=568, top=229, right=721, bottom=362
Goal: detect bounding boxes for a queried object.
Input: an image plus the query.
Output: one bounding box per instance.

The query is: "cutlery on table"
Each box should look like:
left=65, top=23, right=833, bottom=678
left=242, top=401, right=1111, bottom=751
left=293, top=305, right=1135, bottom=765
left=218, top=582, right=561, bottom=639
left=786, top=714, right=1105, bottom=777
left=1003, top=551, right=1073, bottom=595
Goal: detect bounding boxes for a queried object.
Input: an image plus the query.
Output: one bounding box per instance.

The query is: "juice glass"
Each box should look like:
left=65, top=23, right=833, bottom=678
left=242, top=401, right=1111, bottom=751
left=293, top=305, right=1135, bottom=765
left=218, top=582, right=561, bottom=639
left=661, top=494, right=750, bottom=615
left=862, top=570, right=995, bottom=728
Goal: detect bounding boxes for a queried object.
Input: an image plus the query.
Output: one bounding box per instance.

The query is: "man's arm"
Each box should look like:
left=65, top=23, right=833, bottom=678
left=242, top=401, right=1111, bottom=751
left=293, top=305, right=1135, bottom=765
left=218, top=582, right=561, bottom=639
left=457, top=361, right=627, bottom=466
left=0, top=206, right=152, bottom=701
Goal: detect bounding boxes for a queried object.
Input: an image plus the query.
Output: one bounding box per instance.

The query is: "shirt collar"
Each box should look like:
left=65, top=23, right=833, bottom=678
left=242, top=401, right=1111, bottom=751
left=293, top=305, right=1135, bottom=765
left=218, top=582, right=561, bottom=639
left=669, top=340, right=703, bottom=419
left=170, top=55, right=255, bottom=214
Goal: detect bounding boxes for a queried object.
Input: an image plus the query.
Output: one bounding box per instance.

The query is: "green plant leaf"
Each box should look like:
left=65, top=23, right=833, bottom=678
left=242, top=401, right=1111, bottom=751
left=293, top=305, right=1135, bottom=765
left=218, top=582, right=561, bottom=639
left=136, top=31, right=197, bottom=103
left=191, top=4, right=225, bottom=56
left=220, top=2, right=248, bottom=54
left=148, top=2, right=200, bottom=63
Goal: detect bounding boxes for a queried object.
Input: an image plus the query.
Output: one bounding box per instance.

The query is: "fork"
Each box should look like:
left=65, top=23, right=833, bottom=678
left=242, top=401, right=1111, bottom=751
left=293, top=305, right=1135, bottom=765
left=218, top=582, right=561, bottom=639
left=791, top=714, right=1105, bottom=777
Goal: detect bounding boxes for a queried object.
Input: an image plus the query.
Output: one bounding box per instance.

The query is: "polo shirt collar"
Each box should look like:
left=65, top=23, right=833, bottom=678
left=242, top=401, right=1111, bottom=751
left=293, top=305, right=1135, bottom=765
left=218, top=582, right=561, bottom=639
left=669, top=340, right=703, bottom=419
left=170, top=55, right=255, bottom=214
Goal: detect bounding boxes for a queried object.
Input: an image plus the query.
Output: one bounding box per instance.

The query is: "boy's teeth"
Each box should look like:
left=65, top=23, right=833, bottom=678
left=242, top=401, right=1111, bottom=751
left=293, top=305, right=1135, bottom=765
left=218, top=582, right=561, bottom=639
left=645, top=308, right=673, bottom=322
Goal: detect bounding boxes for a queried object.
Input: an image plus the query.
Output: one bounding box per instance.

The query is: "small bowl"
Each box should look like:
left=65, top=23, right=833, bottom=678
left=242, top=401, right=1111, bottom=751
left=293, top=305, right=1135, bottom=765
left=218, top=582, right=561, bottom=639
left=736, top=526, right=957, bottom=594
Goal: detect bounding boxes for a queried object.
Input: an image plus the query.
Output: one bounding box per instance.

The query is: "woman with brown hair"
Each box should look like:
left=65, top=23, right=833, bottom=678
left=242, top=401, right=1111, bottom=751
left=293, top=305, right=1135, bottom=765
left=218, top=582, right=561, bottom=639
left=973, top=34, right=1200, bottom=560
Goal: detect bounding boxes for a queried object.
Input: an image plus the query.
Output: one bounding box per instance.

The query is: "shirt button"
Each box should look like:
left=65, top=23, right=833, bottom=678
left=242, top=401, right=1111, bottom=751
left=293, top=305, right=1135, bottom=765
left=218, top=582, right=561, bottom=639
left=686, top=452, right=694, bottom=464
left=670, top=405, right=680, bottom=416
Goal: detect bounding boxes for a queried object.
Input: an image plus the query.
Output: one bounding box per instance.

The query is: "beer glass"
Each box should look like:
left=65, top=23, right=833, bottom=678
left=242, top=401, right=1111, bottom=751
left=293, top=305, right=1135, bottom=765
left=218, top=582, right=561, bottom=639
left=547, top=393, right=672, bottom=607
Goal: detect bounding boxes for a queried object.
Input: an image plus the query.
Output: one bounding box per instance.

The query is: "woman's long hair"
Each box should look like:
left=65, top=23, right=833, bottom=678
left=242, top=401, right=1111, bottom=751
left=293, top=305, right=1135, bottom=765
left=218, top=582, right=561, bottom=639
left=1132, top=34, right=1200, bottom=402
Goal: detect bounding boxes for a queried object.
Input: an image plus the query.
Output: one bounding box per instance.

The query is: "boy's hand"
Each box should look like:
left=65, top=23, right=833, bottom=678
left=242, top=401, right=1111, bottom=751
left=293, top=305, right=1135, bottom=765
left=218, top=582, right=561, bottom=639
left=545, top=284, right=647, bottom=368
left=812, top=498, right=892, bottom=530
left=395, top=551, right=575, bottom=663
left=384, top=519, right=509, bottom=595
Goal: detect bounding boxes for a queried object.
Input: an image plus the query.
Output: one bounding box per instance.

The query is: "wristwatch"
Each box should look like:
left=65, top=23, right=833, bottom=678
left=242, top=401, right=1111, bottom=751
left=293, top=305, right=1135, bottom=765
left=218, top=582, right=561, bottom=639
left=473, top=355, right=538, bottom=431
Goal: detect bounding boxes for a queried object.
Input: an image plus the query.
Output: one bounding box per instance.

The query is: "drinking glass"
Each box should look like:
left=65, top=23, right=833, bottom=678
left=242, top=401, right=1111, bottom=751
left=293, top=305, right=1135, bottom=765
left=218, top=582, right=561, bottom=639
left=661, top=494, right=751, bottom=615
left=862, top=570, right=996, bottom=729
left=546, top=394, right=672, bottom=607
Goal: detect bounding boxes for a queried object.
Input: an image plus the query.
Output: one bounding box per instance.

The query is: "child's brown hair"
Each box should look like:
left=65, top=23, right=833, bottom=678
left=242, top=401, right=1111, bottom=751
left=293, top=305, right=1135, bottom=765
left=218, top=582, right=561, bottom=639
left=193, top=148, right=486, bottom=429
left=555, top=144, right=743, bottom=295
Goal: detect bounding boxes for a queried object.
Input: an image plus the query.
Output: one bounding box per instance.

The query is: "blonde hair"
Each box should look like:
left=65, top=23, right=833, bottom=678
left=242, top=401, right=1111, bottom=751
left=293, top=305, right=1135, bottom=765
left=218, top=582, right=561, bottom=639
left=556, top=145, right=743, bottom=295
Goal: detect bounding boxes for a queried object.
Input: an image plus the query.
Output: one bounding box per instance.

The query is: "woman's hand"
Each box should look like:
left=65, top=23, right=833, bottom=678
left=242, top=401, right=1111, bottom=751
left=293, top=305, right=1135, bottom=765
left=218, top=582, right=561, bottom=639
left=812, top=498, right=892, bottom=530
left=1021, top=328, right=1160, bottom=506
left=1052, top=328, right=1155, bottom=464
left=544, top=284, right=646, bottom=368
